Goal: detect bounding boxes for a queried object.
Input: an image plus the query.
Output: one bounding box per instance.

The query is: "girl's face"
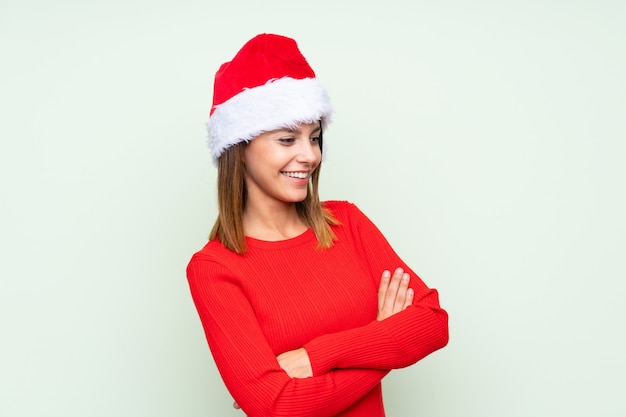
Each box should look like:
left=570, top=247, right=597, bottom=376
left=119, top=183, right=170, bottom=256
left=243, top=121, right=322, bottom=209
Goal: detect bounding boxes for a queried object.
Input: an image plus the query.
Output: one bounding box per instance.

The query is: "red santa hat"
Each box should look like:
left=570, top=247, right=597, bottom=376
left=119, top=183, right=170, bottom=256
left=207, top=33, right=333, bottom=163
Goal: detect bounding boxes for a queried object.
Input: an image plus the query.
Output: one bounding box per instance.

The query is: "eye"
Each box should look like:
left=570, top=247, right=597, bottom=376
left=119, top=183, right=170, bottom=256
left=278, top=137, right=295, bottom=145
left=310, top=136, right=321, bottom=143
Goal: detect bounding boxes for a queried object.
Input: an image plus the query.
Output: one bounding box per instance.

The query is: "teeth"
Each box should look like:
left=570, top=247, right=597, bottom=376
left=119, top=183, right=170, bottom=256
left=282, top=171, right=308, bottom=179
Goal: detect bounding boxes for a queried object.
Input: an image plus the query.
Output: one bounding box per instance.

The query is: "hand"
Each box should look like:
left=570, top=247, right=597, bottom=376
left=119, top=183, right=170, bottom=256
left=377, top=268, right=414, bottom=321
left=276, top=347, right=313, bottom=378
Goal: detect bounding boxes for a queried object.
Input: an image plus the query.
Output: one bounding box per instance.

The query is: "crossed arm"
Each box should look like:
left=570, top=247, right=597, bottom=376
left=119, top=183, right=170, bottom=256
left=278, top=267, right=413, bottom=378
left=232, top=267, right=414, bottom=409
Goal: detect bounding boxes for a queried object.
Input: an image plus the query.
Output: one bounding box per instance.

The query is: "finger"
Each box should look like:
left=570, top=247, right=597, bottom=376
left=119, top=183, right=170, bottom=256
left=377, top=270, right=391, bottom=306
left=394, top=272, right=411, bottom=312
left=384, top=268, right=404, bottom=311
left=403, top=287, right=414, bottom=310
left=377, top=270, right=393, bottom=320
left=233, top=401, right=241, bottom=409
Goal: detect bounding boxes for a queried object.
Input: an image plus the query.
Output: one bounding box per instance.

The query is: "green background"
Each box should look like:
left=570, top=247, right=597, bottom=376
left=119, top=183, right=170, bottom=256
left=2, top=0, right=625, bottom=416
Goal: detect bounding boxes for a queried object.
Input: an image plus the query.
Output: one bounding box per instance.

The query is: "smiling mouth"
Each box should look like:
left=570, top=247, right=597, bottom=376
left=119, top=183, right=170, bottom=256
left=281, top=171, right=309, bottom=179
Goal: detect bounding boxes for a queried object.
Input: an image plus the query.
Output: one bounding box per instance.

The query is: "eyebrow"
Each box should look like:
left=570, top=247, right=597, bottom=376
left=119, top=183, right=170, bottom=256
left=274, top=125, right=322, bottom=135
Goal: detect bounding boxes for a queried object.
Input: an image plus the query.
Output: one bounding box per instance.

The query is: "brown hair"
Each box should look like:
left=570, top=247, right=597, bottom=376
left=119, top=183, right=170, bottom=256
left=209, top=131, right=338, bottom=254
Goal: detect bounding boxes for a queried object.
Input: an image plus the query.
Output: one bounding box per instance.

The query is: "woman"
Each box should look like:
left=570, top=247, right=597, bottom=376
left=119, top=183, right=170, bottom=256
left=187, top=33, right=448, bottom=417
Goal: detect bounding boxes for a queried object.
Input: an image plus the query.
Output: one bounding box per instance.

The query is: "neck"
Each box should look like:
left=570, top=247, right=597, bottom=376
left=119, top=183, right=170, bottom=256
left=243, top=200, right=307, bottom=241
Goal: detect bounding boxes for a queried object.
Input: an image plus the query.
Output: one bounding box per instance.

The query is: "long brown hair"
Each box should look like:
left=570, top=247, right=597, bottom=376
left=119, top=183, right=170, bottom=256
left=209, top=127, right=338, bottom=254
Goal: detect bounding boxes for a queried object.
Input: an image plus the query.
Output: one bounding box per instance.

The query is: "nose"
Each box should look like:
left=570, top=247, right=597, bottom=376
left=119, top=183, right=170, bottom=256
left=296, top=138, right=321, bottom=165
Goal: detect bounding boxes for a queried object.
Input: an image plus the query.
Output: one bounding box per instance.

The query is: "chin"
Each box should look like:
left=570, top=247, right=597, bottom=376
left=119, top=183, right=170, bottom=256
left=285, top=193, right=308, bottom=203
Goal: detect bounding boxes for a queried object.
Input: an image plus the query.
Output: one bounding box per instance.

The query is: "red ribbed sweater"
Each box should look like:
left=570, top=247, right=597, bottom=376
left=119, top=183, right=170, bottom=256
left=187, top=201, right=448, bottom=417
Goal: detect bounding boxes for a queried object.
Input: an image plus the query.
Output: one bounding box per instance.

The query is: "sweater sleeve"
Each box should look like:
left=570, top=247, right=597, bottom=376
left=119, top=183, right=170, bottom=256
left=187, top=258, right=387, bottom=417
left=303, top=202, right=449, bottom=376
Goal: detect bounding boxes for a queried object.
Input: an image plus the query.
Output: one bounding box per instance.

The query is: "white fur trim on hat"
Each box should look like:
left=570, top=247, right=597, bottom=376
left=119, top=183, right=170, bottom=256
left=207, top=77, right=332, bottom=164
